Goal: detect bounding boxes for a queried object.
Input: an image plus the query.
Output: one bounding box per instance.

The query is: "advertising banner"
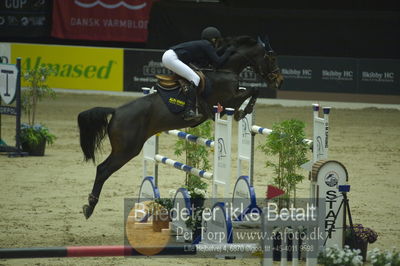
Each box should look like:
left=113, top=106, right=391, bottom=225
left=0, top=0, right=51, bottom=37
left=10, top=44, right=123, bottom=91
left=52, top=0, right=154, bottom=42
left=358, top=59, right=400, bottom=95
left=124, top=49, right=167, bottom=92
left=279, top=56, right=399, bottom=95
left=123, top=49, right=275, bottom=97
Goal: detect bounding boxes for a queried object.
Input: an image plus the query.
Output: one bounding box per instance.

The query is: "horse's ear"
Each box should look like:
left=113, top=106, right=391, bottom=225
left=262, top=35, right=274, bottom=52
left=257, top=36, right=266, bottom=48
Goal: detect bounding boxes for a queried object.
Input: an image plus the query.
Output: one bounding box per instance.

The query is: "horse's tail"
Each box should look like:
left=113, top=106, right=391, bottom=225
left=78, top=107, right=115, bottom=163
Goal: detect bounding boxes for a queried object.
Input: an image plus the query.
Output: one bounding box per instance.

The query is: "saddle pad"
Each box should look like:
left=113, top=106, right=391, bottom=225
left=156, top=85, right=186, bottom=114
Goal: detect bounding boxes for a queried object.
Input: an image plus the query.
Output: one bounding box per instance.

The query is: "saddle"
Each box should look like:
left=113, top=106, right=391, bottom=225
left=154, top=70, right=210, bottom=116
left=155, top=70, right=206, bottom=94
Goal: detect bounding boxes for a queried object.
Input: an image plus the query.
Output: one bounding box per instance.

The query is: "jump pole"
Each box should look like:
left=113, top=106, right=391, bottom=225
left=0, top=244, right=259, bottom=259
left=139, top=88, right=232, bottom=202
left=138, top=87, right=235, bottom=243
left=138, top=88, right=160, bottom=202
left=233, top=100, right=331, bottom=220
left=235, top=98, right=347, bottom=250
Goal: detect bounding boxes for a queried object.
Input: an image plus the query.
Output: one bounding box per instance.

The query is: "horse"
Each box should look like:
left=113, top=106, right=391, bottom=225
left=78, top=35, right=284, bottom=219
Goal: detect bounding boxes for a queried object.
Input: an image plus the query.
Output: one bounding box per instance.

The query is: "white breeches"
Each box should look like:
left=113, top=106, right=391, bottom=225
left=162, top=49, right=200, bottom=86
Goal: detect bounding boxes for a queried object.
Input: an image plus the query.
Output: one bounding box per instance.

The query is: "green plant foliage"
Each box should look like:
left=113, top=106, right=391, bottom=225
left=174, top=120, right=212, bottom=199
left=154, top=198, right=174, bottom=213
left=259, top=119, right=308, bottom=206
left=185, top=206, right=204, bottom=233
left=20, top=123, right=56, bottom=145
left=20, top=66, right=56, bottom=146
left=22, top=66, right=56, bottom=126
left=173, top=121, right=213, bottom=232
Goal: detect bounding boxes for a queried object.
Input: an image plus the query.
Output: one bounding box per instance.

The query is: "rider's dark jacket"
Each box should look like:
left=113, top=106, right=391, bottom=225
left=171, top=40, right=232, bottom=68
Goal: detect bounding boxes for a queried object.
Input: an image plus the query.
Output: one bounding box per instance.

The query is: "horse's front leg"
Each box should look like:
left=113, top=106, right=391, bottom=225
left=243, top=88, right=259, bottom=114
left=232, top=87, right=259, bottom=121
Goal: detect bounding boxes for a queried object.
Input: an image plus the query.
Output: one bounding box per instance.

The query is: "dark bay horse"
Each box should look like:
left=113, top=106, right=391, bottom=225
left=78, top=35, right=283, bottom=219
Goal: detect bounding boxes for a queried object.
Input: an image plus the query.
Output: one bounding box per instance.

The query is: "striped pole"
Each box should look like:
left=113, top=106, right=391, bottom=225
left=251, top=125, right=272, bottom=136
left=154, top=154, right=213, bottom=180
left=251, top=125, right=312, bottom=145
left=0, top=244, right=259, bottom=259
left=165, top=130, right=214, bottom=148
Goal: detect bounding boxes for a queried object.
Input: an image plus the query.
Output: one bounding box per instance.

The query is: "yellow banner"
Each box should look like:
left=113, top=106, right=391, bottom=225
left=11, top=43, right=123, bottom=91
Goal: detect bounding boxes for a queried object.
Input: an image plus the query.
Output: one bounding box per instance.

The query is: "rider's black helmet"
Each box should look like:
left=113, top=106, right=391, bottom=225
left=201, top=26, right=221, bottom=41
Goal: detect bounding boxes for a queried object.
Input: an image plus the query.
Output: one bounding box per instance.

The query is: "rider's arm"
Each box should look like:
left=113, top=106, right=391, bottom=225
left=203, top=42, right=234, bottom=68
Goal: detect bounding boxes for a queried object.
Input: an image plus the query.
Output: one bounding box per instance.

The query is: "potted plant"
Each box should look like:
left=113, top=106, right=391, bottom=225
left=345, top=223, right=378, bottom=261
left=259, top=119, right=308, bottom=260
left=259, top=119, right=308, bottom=208
left=174, top=121, right=212, bottom=238
left=21, top=66, right=56, bottom=156
left=149, top=198, right=173, bottom=232
left=185, top=205, right=204, bottom=241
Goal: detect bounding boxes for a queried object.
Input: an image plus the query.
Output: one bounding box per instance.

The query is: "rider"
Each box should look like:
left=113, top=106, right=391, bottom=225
left=162, top=26, right=234, bottom=121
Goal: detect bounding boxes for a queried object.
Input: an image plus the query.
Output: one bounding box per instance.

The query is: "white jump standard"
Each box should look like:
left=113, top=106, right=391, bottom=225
left=138, top=87, right=235, bottom=243
left=232, top=101, right=330, bottom=223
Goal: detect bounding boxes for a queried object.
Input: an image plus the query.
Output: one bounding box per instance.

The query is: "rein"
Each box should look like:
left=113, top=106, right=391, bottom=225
left=233, top=49, right=280, bottom=81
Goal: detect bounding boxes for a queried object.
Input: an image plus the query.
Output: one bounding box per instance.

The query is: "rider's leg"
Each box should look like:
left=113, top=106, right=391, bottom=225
left=162, top=50, right=201, bottom=120
left=162, top=49, right=200, bottom=85
left=183, top=81, right=202, bottom=121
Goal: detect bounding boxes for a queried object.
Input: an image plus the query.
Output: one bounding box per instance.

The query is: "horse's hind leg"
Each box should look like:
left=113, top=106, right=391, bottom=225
left=83, top=129, right=146, bottom=219
left=82, top=154, right=126, bottom=219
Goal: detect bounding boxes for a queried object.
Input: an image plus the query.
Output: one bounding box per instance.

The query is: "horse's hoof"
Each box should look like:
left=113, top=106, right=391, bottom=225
left=234, top=110, right=245, bottom=121
left=244, top=106, right=253, bottom=115
left=83, top=204, right=93, bottom=219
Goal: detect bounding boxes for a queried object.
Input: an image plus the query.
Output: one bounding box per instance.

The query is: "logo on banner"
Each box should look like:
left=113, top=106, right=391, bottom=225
left=52, top=0, right=151, bottom=42
left=324, top=171, right=339, bottom=187
left=74, top=0, right=147, bottom=10
left=217, top=138, right=227, bottom=161
left=281, top=68, right=312, bottom=79
left=239, top=67, right=257, bottom=81
left=0, top=64, right=18, bottom=105
left=361, top=71, right=395, bottom=83
left=143, top=61, right=170, bottom=76
left=238, top=67, right=268, bottom=88
left=322, top=69, right=353, bottom=81
left=12, top=43, right=123, bottom=91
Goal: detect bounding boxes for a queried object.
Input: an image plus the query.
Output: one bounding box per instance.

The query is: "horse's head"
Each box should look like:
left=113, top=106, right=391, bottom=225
left=223, top=36, right=284, bottom=91
left=256, top=36, right=284, bottom=91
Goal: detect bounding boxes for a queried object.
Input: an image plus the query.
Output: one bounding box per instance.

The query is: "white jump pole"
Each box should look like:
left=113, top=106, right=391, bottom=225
left=140, top=86, right=235, bottom=200
left=138, top=88, right=160, bottom=202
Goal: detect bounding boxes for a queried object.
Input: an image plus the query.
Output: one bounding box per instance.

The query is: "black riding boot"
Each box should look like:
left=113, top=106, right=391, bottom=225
left=183, top=82, right=202, bottom=121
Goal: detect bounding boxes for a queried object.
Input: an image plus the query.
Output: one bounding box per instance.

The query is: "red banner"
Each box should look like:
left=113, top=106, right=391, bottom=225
left=51, top=0, right=153, bottom=42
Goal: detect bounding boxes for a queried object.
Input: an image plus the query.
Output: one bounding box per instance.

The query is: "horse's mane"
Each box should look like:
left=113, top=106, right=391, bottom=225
left=223, top=35, right=258, bottom=48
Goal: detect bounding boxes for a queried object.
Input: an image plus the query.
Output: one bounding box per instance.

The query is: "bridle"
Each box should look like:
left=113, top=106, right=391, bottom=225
left=234, top=48, right=280, bottom=83
left=264, top=52, right=281, bottom=83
